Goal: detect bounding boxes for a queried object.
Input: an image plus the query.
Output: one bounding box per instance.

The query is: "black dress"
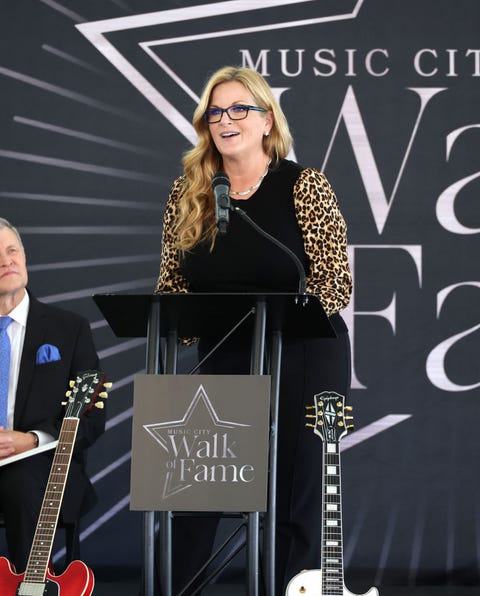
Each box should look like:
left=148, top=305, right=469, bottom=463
left=172, top=159, right=351, bottom=594
left=181, top=160, right=308, bottom=295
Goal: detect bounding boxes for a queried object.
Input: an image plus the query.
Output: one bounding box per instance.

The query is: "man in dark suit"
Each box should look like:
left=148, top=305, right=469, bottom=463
left=0, top=217, right=105, bottom=571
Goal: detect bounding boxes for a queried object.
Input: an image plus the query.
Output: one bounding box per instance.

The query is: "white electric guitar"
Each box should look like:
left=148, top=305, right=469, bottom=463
left=286, top=391, right=379, bottom=596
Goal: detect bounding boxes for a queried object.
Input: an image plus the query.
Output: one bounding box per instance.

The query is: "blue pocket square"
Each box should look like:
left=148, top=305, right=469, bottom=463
left=36, top=344, right=61, bottom=364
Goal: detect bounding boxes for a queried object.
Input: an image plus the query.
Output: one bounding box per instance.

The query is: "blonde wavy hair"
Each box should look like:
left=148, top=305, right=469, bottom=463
left=174, top=66, right=293, bottom=250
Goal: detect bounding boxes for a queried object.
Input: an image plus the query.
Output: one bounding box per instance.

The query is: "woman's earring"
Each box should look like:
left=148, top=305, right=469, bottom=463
left=264, top=131, right=270, bottom=137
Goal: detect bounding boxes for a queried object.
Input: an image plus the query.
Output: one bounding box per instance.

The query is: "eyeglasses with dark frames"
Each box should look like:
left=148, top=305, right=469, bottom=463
left=204, top=104, right=268, bottom=124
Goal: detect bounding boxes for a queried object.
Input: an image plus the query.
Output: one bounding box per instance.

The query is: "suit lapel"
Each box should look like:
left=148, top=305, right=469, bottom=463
left=14, top=296, right=48, bottom=427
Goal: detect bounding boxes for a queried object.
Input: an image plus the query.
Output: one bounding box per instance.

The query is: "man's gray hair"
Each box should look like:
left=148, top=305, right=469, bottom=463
left=0, top=218, right=23, bottom=248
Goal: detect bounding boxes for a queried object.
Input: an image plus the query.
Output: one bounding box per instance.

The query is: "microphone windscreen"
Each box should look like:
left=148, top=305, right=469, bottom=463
left=212, top=171, right=230, bottom=190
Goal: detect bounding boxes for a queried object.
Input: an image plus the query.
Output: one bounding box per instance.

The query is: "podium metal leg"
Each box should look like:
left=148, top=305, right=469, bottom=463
left=251, top=299, right=266, bottom=375
left=144, top=300, right=162, bottom=596
left=159, top=331, right=178, bottom=596
left=248, top=512, right=261, bottom=595
left=144, top=511, right=156, bottom=596
left=248, top=299, right=267, bottom=596
left=265, top=330, right=282, bottom=596
left=160, top=511, right=173, bottom=596
left=144, top=303, right=179, bottom=596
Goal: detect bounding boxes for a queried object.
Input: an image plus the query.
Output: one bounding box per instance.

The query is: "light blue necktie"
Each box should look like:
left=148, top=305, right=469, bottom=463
left=0, top=316, right=13, bottom=429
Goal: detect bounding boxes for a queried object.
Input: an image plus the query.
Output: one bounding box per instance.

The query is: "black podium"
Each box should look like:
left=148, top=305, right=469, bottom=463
left=93, top=292, right=335, bottom=596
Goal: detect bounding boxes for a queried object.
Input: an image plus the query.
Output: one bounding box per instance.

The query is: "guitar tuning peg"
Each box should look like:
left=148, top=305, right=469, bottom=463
left=347, top=424, right=355, bottom=430
left=99, top=391, right=109, bottom=398
left=65, top=391, right=72, bottom=397
left=305, top=405, right=314, bottom=410
left=305, top=414, right=316, bottom=419
left=103, top=382, right=113, bottom=389
left=61, top=401, right=67, bottom=406
left=305, top=423, right=314, bottom=429
left=345, top=415, right=353, bottom=420
left=69, top=380, right=75, bottom=388
left=345, top=406, right=353, bottom=411
left=94, top=401, right=105, bottom=409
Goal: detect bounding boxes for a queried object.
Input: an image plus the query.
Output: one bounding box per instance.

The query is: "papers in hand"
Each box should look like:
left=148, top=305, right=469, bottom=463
left=0, top=440, right=58, bottom=467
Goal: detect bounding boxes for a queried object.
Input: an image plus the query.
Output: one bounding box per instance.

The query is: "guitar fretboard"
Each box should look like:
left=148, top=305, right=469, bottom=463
left=23, top=418, right=79, bottom=584
left=321, top=441, right=344, bottom=595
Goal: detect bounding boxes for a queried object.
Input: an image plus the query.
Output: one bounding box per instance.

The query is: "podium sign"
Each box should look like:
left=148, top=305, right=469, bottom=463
left=130, top=374, right=271, bottom=512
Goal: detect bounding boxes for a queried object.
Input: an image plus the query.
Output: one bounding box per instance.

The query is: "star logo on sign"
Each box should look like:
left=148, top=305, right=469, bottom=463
left=143, top=384, right=250, bottom=499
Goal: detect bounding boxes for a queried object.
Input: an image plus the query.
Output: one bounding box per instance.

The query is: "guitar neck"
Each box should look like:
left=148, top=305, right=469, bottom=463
left=321, top=440, right=344, bottom=595
left=23, top=417, right=80, bottom=583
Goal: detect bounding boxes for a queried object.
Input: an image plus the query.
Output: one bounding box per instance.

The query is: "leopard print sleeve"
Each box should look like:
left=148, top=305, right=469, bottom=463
left=154, top=177, right=198, bottom=345
left=154, top=176, right=190, bottom=295
left=293, top=168, right=352, bottom=316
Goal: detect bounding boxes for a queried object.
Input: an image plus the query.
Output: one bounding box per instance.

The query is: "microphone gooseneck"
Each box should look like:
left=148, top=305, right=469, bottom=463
left=211, top=171, right=307, bottom=296
left=232, top=205, right=307, bottom=296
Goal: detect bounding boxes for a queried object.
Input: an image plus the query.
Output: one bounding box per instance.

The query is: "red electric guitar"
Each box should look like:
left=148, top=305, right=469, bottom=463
left=0, top=370, right=110, bottom=596
left=286, top=391, right=378, bottom=596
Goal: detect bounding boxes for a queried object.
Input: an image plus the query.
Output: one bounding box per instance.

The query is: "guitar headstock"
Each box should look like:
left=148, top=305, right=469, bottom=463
left=63, top=369, right=111, bottom=418
left=306, top=391, right=353, bottom=443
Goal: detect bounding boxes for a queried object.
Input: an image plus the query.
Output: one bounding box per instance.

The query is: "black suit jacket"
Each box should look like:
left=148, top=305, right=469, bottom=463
left=12, top=293, right=105, bottom=520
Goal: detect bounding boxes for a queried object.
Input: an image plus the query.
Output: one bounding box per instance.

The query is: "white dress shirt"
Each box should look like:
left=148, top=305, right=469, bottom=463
left=6, top=291, right=52, bottom=445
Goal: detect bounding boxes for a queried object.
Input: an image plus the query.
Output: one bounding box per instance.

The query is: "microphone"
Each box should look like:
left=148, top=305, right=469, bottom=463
left=212, top=172, right=231, bottom=235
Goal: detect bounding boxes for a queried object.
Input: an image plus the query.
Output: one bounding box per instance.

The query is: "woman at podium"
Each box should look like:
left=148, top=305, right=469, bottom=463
left=155, top=65, right=352, bottom=594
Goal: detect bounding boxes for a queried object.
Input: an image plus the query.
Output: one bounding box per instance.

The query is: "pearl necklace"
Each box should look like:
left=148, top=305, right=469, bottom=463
left=230, top=161, right=271, bottom=197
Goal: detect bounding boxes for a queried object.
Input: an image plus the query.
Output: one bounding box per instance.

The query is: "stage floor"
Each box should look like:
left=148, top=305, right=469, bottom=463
left=91, top=565, right=479, bottom=595
left=93, top=578, right=479, bottom=596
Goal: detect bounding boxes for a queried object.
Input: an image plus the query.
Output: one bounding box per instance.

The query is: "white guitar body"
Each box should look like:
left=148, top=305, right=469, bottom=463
left=286, top=568, right=379, bottom=595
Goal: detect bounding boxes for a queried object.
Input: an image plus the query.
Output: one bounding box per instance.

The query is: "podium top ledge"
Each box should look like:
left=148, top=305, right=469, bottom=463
left=93, top=292, right=336, bottom=339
